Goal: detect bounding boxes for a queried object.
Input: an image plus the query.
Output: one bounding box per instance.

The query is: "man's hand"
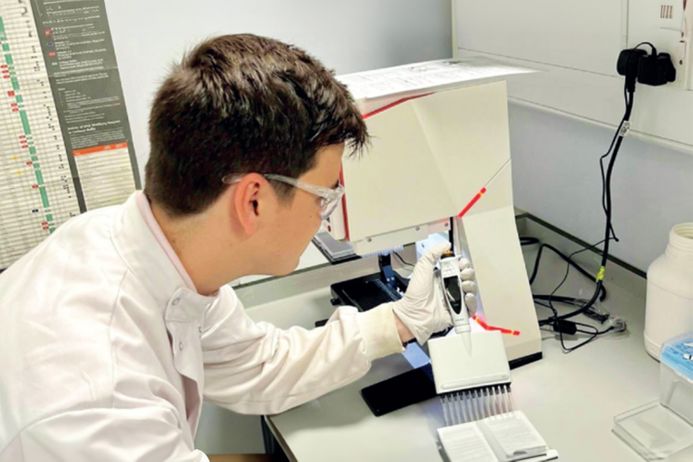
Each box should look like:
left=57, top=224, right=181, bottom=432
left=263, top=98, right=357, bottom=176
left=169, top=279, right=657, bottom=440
left=391, top=242, right=453, bottom=345
left=458, top=257, right=478, bottom=314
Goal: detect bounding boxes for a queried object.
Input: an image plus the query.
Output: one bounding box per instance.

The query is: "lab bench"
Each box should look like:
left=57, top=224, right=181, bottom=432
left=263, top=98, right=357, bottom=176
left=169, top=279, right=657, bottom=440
left=208, top=217, right=675, bottom=461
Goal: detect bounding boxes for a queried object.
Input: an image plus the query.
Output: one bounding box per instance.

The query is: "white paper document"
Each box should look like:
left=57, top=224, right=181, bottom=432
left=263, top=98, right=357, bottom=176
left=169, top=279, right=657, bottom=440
left=438, top=424, right=498, bottom=462
left=338, top=56, right=535, bottom=100
left=480, top=411, right=548, bottom=460
left=437, top=411, right=558, bottom=462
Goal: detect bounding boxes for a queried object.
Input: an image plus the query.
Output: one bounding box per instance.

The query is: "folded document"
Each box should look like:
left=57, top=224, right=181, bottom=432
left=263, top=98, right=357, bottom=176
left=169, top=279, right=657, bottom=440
left=437, top=411, right=558, bottom=462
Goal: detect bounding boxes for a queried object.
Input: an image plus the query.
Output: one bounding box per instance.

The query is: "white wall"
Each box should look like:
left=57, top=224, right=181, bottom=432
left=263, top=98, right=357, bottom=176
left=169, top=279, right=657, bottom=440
left=104, top=0, right=452, bottom=179
left=510, top=103, right=693, bottom=273
left=102, top=0, right=452, bottom=454
left=452, top=0, right=693, bottom=271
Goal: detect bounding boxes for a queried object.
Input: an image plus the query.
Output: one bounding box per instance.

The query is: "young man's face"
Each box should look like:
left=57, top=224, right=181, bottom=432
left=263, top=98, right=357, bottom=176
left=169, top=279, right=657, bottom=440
left=268, top=143, right=344, bottom=275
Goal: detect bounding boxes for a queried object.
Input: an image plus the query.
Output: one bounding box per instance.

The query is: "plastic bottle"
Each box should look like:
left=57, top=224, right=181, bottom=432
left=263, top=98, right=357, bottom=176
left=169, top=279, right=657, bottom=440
left=644, top=223, right=693, bottom=359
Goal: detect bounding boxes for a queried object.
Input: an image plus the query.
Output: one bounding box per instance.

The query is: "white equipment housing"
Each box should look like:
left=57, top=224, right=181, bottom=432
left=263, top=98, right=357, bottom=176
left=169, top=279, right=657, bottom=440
left=329, top=60, right=542, bottom=363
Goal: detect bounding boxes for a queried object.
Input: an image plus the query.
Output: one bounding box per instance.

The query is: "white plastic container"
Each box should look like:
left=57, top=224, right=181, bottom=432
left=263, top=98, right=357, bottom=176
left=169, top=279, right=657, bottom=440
left=645, top=224, right=693, bottom=359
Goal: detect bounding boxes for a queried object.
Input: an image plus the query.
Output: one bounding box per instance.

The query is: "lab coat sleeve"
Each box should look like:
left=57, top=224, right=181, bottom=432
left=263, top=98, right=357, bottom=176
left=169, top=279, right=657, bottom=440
left=201, top=287, right=403, bottom=415
left=13, top=407, right=209, bottom=462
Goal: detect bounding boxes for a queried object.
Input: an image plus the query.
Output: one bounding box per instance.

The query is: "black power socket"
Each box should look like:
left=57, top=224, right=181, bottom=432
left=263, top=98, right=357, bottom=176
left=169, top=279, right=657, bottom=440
left=617, top=43, right=676, bottom=92
left=638, top=52, right=676, bottom=86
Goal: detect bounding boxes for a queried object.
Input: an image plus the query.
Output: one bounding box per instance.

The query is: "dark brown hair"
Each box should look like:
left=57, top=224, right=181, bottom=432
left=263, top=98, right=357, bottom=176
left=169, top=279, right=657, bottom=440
left=144, top=34, right=368, bottom=216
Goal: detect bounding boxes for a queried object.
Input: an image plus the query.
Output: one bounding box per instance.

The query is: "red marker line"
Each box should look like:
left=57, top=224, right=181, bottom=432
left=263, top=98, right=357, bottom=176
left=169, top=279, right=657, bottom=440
left=362, top=93, right=433, bottom=120
left=338, top=169, right=351, bottom=241
left=457, top=187, right=487, bottom=218
left=472, top=314, right=520, bottom=336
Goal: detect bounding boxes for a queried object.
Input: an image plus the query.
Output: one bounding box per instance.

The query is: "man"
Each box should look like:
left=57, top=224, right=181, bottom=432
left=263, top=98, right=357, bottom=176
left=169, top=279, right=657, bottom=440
left=0, top=34, right=454, bottom=460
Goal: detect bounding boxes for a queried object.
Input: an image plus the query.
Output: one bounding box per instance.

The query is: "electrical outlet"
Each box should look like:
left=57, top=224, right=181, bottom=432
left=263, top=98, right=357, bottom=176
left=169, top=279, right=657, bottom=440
left=629, top=0, right=692, bottom=88
left=656, top=1, right=686, bottom=84
left=657, top=3, right=683, bottom=30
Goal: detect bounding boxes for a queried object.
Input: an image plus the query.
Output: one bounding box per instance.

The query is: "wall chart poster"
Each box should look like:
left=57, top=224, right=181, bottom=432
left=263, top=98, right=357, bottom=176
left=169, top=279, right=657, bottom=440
left=0, top=0, right=138, bottom=269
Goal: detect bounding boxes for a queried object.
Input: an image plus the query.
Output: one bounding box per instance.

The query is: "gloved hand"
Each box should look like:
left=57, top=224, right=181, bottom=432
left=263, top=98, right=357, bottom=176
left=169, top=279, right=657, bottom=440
left=391, top=242, right=453, bottom=345
left=457, top=257, right=478, bottom=314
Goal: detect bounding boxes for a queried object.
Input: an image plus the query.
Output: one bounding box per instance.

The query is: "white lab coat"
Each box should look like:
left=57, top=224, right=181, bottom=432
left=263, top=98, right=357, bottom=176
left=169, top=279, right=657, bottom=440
left=0, top=192, right=403, bottom=461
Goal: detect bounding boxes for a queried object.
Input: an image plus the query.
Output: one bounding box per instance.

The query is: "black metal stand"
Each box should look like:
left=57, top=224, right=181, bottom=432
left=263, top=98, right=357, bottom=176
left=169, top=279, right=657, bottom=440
left=261, top=417, right=290, bottom=462
left=329, top=253, right=408, bottom=311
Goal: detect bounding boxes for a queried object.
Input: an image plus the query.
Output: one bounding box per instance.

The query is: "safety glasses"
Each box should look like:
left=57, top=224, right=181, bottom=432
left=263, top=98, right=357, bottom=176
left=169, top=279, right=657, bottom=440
left=222, top=173, right=344, bottom=219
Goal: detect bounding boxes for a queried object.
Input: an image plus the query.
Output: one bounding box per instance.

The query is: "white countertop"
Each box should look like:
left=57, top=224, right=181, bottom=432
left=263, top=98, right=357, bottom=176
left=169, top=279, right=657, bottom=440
left=248, top=244, right=677, bottom=462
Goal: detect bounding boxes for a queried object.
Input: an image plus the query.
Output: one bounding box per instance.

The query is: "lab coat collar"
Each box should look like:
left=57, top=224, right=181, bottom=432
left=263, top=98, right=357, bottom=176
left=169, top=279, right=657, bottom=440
left=111, top=192, right=216, bottom=322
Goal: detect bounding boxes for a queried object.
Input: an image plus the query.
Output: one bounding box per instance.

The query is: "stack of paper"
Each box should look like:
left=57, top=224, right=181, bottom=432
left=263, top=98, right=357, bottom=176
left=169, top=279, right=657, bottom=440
left=338, top=56, right=535, bottom=101
left=337, top=56, right=535, bottom=116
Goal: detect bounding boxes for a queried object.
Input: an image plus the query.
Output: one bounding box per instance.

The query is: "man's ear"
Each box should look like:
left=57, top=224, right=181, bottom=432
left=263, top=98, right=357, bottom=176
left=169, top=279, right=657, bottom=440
left=231, top=173, right=269, bottom=235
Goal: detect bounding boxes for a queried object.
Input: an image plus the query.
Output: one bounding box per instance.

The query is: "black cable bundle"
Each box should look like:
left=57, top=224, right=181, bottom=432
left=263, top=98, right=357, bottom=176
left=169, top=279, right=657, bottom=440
left=522, top=42, right=674, bottom=352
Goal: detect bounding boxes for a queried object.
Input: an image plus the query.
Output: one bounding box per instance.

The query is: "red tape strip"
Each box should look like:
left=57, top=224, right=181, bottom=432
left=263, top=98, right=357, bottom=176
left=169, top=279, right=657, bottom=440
left=472, top=314, right=521, bottom=336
